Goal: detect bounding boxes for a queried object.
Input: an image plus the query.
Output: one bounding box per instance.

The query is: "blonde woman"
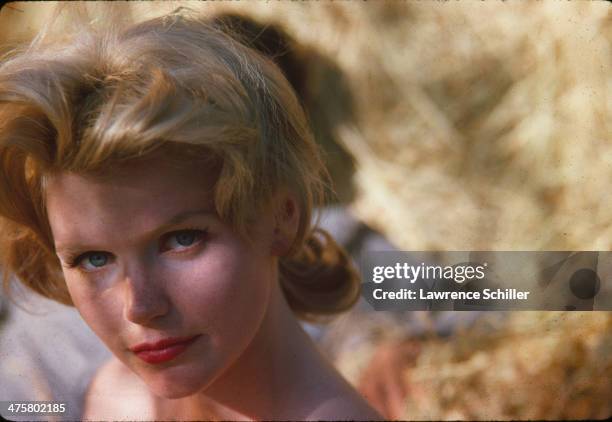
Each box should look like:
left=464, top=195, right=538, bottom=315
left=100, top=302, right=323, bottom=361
left=0, top=10, right=382, bottom=421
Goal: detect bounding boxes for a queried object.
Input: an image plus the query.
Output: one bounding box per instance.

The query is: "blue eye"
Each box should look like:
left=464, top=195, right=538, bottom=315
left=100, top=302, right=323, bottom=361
left=175, top=231, right=197, bottom=246
left=163, top=229, right=206, bottom=252
left=72, top=251, right=111, bottom=271
left=88, top=253, right=108, bottom=267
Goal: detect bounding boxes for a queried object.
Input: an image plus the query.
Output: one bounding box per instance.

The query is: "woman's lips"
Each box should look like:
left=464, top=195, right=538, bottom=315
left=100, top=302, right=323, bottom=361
left=131, top=335, right=200, bottom=364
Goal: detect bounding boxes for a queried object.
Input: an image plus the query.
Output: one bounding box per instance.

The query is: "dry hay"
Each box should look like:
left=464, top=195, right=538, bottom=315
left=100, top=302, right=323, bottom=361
left=330, top=2, right=612, bottom=252
left=402, top=312, right=612, bottom=420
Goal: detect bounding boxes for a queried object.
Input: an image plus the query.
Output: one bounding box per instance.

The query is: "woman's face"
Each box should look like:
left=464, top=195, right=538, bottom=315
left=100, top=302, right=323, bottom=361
left=45, top=156, right=277, bottom=398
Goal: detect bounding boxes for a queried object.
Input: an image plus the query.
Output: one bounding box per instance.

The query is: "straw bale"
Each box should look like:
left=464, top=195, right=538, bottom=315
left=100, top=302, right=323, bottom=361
left=401, top=312, right=612, bottom=420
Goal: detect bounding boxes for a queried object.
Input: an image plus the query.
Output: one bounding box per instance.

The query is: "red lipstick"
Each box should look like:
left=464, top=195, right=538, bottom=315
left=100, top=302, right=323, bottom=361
left=130, top=335, right=200, bottom=364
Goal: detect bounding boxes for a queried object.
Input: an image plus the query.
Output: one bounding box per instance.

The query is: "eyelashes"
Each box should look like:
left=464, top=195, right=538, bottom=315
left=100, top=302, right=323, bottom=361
left=63, top=228, right=208, bottom=272
left=160, top=229, right=206, bottom=252
left=65, top=251, right=112, bottom=270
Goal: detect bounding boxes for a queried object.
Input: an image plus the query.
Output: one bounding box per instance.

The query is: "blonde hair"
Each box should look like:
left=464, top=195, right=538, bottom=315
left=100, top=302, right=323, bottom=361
left=0, top=10, right=360, bottom=321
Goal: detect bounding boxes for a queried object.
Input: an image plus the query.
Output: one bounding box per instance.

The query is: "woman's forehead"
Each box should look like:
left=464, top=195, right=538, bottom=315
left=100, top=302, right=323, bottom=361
left=54, top=153, right=217, bottom=189
left=45, top=158, right=220, bottom=249
left=45, top=156, right=218, bottom=217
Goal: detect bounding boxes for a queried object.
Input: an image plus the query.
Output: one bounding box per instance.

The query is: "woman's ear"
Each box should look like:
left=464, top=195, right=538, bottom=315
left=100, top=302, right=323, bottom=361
left=271, top=192, right=300, bottom=257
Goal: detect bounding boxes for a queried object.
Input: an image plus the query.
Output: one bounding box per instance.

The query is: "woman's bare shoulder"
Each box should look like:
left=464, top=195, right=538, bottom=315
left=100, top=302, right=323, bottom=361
left=83, top=358, right=156, bottom=421
left=303, top=379, right=386, bottom=422
left=308, top=396, right=386, bottom=422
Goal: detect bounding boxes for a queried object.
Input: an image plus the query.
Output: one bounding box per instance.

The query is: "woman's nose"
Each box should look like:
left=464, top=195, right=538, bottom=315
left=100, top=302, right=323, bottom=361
left=122, top=263, right=170, bottom=325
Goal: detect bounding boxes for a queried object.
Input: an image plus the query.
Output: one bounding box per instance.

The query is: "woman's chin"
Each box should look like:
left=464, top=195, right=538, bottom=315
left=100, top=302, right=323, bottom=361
left=137, top=366, right=213, bottom=399
left=146, top=377, right=206, bottom=400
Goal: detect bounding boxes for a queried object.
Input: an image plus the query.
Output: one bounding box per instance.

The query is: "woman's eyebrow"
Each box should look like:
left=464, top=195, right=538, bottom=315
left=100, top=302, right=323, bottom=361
left=143, top=208, right=218, bottom=240
left=161, top=208, right=217, bottom=227
left=54, top=209, right=217, bottom=255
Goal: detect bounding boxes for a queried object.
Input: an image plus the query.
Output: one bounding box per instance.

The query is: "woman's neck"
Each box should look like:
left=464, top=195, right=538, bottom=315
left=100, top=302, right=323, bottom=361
left=184, top=281, right=352, bottom=420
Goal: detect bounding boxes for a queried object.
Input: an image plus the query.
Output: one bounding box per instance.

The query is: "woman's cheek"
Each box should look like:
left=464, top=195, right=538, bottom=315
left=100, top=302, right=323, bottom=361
left=67, top=278, right=125, bottom=347
left=177, top=243, right=271, bottom=330
left=169, top=255, right=245, bottom=316
left=64, top=264, right=120, bottom=299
